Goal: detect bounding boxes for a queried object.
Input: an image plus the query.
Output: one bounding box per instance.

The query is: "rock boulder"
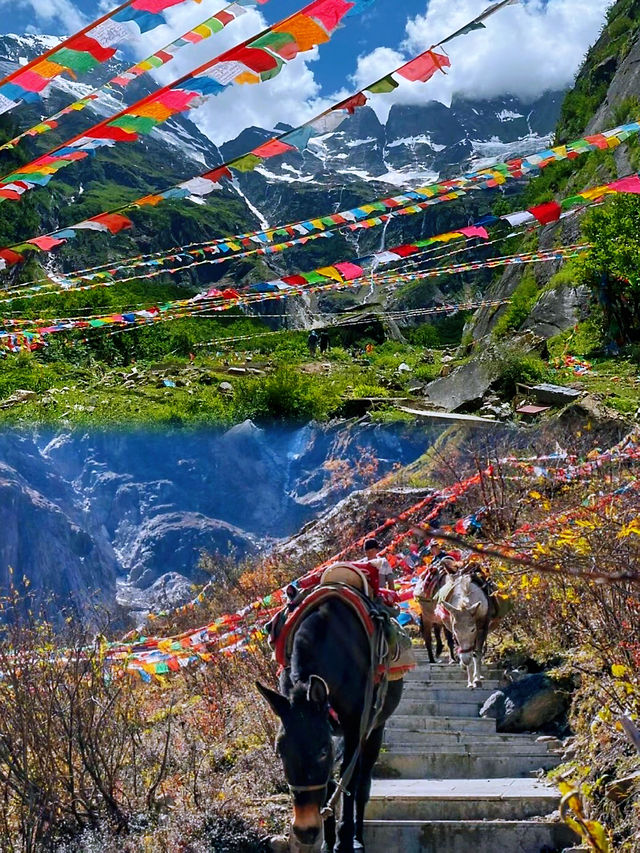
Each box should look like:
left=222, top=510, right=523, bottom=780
left=479, top=673, right=568, bottom=733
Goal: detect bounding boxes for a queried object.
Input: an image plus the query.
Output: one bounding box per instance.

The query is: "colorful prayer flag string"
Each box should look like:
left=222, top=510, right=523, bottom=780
left=0, top=0, right=206, bottom=116
left=0, top=0, right=269, bottom=153
left=2, top=114, right=638, bottom=269
left=0, top=0, right=520, bottom=251
left=0, top=0, right=374, bottom=206
left=0, top=244, right=587, bottom=353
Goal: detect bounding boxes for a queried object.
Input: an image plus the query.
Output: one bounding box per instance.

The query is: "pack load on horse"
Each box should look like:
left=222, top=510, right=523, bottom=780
left=413, top=541, right=461, bottom=663
left=258, top=549, right=415, bottom=853
left=415, top=542, right=513, bottom=687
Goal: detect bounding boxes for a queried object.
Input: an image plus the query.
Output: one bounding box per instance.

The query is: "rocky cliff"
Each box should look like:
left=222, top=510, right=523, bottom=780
left=0, top=421, right=433, bottom=619
left=464, top=0, right=640, bottom=345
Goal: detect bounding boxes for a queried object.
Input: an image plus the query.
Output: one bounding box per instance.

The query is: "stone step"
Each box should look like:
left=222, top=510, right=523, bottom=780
left=373, top=750, right=558, bottom=779
left=405, top=673, right=504, bottom=691
left=396, top=699, right=485, bottom=717
left=381, top=741, right=552, bottom=756
left=363, top=818, right=577, bottom=852
left=412, top=651, right=500, bottom=665
left=384, top=730, right=554, bottom=750
left=410, top=660, right=504, bottom=675
left=367, top=778, right=562, bottom=821
left=387, top=715, right=496, bottom=733
left=401, top=684, right=499, bottom=702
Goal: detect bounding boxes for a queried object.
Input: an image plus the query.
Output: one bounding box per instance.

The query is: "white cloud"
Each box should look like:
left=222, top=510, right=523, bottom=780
left=3, top=0, right=87, bottom=33
left=348, top=0, right=613, bottom=121
left=190, top=53, right=324, bottom=145
left=137, top=2, right=327, bottom=144
left=187, top=0, right=613, bottom=145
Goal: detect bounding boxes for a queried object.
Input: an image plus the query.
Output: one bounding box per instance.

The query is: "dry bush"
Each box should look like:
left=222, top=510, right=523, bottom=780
left=424, top=428, right=640, bottom=851
left=0, top=618, right=173, bottom=851
left=0, top=605, right=283, bottom=851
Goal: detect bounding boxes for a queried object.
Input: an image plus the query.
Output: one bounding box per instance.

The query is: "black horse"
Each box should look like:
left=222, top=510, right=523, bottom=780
left=257, top=596, right=403, bottom=853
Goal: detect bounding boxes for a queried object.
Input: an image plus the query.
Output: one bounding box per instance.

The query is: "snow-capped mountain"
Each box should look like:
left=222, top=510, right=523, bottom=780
left=221, top=92, right=564, bottom=193
left=0, top=33, right=224, bottom=174
left=0, top=32, right=564, bottom=255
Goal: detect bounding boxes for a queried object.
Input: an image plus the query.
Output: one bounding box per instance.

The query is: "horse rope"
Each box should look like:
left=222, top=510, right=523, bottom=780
left=320, top=612, right=391, bottom=821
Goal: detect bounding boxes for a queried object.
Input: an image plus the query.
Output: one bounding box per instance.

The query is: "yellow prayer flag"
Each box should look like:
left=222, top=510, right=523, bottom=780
left=317, top=266, right=343, bottom=282
left=33, top=59, right=67, bottom=79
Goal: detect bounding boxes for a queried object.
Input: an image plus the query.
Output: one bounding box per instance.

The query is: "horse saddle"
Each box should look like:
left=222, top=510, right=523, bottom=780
left=269, top=578, right=415, bottom=682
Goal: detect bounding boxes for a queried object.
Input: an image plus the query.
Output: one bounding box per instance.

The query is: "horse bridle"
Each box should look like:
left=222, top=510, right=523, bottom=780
left=287, top=782, right=329, bottom=794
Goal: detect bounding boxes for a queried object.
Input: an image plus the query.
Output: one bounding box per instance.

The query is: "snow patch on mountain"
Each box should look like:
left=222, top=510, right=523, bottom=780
left=386, top=134, right=447, bottom=152
left=469, top=132, right=554, bottom=168
left=498, top=110, right=525, bottom=121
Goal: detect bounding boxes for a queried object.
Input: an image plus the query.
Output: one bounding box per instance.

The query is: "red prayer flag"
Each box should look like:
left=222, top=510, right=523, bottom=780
left=334, top=261, right=364, bottom=280
left=392, top=244, right=419, bottom=257
left=203, top=165, right=232, bottom=184
left=459, top=226, right=489, bottom=240
left=282, top=274, right=307, bottom=285
left=339, top=92, right=368, bottom=114
left=65, top=34, right=117, bottom=63
left=307, top=0, right=354, bottom=31
left=154, top=89, right=200, bottom=111
left=252, top=139, right=296, bottom=158
left=26, top=235, right=65, bottom=251
left=529, top=201, right=562, bottom=225
left=584, top=134, right=609, bottom=150
left=608, top=175, right=640, bottom=194
left=0, top=248, right=24, bottom=266
left=89, top=213, right=133, bottom=234
left=86, top=125, right=139, bottom=142
left=0, top=189, right=25, bottom=201
left=233, top=46, right=280, bottom=73
left=397, top=50, right=450, bottom=83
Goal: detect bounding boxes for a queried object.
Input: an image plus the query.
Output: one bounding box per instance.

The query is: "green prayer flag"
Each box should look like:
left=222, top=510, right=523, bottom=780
left=110, top=115, right=159, bottom=134
left=260, top=56, right=284, bottom=82
left=54, top=48, right=101, bottom=74
left=304, top=271, right=331, bottom=284
left=440, top=20, right=485, bottom=45
left=366, top=75, right=399, bottom=94
left=230, top=154, right=262, bottom=173
left=561, top=196, right=584, bottom=209
left=250, top=31, right=296, bottom=52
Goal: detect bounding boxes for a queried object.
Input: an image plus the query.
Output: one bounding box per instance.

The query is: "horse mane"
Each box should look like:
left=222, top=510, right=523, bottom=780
left=458, top=573, right=472, bottom=608
left=289, top=682, right=309, bottom=706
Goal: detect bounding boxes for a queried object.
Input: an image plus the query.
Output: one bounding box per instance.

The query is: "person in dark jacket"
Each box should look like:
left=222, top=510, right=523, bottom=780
left=307, top=329, right=319, bottom=356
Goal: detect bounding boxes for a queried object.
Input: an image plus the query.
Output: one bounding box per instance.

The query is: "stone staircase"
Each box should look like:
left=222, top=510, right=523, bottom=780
left=364, top=650, right=578, bottom=852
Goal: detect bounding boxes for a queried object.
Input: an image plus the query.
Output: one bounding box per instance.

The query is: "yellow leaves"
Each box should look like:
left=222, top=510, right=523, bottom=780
left=565, top=587, right=580, bottom=604
left=559, top=781, right=612, bottom=853
left=611, top=663, right=629, bottom=678
left=617, top=518, right=640, bottom=539
left=529, top=490, right=542, bottom=500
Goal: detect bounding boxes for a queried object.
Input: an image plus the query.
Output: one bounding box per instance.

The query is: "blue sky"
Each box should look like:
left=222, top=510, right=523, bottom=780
left=2, top=0, right=426, bottom=92
left=0, top=0, right=613, bottom=143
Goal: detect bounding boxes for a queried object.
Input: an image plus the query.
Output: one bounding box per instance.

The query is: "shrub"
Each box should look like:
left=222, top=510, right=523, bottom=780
left=491, top=347, right=548, bottom=396
left=492, top=274, right=539, bottom=339
left=233, top=366, right=340, bottom=422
